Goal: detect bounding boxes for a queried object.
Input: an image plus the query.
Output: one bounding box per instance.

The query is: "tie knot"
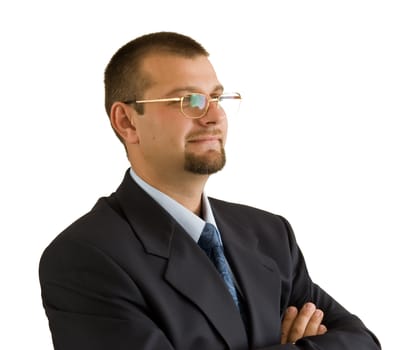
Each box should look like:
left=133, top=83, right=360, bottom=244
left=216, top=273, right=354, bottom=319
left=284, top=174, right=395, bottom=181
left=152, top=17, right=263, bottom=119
left=198, top=223, right=221, bottom=252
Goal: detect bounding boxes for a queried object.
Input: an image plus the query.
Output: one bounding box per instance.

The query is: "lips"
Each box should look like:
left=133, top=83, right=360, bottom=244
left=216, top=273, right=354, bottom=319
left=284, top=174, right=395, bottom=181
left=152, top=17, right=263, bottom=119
left=186, top=129, right=223, bottom=143
left=188, top=135, right=221, bottom=143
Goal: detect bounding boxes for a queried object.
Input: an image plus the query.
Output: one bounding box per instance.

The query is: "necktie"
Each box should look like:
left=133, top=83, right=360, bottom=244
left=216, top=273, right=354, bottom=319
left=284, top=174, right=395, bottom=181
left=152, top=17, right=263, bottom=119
left=198, top=223, right=244, bottom=313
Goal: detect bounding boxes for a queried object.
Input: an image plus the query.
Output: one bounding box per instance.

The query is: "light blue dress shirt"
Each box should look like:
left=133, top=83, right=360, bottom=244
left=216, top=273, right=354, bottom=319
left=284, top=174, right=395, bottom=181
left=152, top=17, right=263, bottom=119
left=129, top=168, right=220, bottom=243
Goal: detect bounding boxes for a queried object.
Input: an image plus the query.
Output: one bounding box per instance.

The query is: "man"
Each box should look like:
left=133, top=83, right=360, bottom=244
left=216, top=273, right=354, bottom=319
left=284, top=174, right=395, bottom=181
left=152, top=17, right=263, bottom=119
left=39, top=31, right=381, bottom=349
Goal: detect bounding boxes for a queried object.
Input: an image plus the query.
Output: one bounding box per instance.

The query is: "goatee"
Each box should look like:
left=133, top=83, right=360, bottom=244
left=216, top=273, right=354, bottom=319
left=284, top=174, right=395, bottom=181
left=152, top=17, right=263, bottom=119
left=184, top=148, right=226, bottom=175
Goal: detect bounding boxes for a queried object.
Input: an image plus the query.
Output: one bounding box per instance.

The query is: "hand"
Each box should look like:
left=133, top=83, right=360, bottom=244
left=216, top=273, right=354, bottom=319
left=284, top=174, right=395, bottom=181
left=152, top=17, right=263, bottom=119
left=281, top=302, right=327, bottom=344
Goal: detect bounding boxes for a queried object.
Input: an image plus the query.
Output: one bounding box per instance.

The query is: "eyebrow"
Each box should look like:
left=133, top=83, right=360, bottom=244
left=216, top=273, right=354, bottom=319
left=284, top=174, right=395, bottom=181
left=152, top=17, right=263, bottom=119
left=164, top=84, right=224, bottom=97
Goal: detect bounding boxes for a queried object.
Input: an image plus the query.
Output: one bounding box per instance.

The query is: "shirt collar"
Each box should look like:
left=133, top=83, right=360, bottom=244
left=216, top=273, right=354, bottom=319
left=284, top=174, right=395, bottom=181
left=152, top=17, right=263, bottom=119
left=129, top=168, right=216, bottom=242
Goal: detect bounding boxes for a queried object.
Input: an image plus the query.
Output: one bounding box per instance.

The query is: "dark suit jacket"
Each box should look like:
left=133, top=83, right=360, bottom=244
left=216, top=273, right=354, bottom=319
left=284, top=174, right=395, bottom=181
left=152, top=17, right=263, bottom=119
left=39, top=170, right=381, bottom=349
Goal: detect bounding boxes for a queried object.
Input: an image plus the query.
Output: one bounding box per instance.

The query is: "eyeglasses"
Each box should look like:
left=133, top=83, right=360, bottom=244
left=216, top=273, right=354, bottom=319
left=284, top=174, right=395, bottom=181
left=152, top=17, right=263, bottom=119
left=123, top=92, right=242, bottom=119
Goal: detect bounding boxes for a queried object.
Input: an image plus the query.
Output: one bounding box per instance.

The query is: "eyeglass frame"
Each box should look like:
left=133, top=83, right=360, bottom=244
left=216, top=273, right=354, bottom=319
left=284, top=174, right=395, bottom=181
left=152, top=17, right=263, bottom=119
left=122, top=92, right=242, bottom=119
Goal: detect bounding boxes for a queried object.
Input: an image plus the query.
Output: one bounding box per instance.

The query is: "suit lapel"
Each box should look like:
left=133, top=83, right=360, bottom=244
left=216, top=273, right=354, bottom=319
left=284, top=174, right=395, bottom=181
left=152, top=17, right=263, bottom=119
left=211, top=200, right=283, bottom=346
left=165, top=226, right=248, bottom=349
left=113, top=171, right=248, bottom=348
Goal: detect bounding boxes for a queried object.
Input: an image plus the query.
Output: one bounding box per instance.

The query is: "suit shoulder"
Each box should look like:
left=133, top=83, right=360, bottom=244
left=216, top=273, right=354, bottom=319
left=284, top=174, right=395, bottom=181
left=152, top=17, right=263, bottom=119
left=41, top=195, right=129, bottom=254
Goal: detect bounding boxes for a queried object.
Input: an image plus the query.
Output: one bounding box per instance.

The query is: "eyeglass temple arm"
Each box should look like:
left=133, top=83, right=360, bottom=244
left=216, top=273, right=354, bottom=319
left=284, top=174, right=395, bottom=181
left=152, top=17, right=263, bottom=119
left=135, top=97, right=182, bottom=104
left=124, top=93, right=241, bottom=105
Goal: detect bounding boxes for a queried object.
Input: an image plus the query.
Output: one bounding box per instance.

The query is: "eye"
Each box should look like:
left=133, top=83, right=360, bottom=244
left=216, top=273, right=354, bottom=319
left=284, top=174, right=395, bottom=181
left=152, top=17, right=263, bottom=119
left=182, top=94, right=207, bottom=110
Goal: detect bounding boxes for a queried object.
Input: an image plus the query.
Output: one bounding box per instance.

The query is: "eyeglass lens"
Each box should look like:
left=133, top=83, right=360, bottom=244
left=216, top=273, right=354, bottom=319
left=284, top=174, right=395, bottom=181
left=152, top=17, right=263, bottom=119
left=182, top=93, right=240, bottom=119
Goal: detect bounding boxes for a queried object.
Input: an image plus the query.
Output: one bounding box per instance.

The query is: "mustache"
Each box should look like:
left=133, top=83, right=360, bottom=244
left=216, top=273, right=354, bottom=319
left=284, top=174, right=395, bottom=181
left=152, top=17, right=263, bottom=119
left=186, top=129, right=223, bottom=141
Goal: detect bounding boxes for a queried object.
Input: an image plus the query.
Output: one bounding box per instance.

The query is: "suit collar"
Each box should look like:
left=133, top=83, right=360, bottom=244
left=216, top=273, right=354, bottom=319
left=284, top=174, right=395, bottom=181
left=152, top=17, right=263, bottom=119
left=113, top=169, right=174, bottom=258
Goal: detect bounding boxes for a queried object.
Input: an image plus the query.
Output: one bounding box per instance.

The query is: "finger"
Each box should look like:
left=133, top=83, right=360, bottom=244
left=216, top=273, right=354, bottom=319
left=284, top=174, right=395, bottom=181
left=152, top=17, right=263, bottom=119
left=318, top=324, right=327, bottom=335
left=288, top=302, right=317, bottom=343
left=303, top=309, right=324, bottom=337
left=281, top=306, right=298, bottom=344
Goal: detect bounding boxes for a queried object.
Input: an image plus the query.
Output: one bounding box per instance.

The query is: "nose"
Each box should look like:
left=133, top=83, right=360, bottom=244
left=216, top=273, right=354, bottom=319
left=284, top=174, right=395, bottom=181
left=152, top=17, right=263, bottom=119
left=197, top=100, right=226, bottom=126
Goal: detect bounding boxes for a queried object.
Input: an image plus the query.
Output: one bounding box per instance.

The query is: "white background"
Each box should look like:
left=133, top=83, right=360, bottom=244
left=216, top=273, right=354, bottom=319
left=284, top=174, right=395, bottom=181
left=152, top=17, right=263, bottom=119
left=1, top=1, right=401, bottom=349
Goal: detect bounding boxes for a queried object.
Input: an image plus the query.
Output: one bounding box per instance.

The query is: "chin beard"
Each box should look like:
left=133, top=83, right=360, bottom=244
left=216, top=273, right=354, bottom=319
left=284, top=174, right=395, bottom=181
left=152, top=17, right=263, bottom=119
left=184, top=148, right=226, bottom=175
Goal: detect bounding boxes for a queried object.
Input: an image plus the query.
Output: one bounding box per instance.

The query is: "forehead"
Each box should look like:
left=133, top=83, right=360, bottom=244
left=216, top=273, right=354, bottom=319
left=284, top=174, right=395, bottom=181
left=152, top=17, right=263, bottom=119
left=140, top=53, right=222, bottom=96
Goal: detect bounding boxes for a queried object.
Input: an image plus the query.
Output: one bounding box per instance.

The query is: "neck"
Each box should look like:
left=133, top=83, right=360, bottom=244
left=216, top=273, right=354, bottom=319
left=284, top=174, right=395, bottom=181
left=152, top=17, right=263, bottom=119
left=132, top=165, right=209, bottom=216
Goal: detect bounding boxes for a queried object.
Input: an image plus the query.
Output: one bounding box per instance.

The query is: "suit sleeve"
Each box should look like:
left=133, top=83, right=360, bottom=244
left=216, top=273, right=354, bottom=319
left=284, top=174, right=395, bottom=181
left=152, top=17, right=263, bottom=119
left=272, top=216, right=382, bottom=350
left=39, top=237, right=175, bottom=350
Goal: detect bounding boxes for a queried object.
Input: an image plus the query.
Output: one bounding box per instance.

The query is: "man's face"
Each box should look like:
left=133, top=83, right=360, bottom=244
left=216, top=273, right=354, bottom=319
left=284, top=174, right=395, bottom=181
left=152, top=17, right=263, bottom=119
left=130, top=53, right=228, bottom=179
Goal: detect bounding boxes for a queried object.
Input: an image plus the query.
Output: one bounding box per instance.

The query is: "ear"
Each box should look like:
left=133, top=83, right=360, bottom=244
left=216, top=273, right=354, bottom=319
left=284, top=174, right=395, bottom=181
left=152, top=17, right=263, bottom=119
left=110, top=102, right=140, bottom=144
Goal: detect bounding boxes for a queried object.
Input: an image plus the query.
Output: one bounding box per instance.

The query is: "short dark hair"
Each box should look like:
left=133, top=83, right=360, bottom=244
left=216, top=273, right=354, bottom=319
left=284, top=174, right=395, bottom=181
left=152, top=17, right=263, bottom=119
left=104, top=31, right=209, bottom=117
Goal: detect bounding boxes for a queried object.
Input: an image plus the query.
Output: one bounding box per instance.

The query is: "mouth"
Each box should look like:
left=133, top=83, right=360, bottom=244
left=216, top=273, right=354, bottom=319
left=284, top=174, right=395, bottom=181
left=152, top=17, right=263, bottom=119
left=186, top=129, right=223, bottom=144
left=188, top=135, right=221, bottom=143
left=187, top=136, right=222, bottom=151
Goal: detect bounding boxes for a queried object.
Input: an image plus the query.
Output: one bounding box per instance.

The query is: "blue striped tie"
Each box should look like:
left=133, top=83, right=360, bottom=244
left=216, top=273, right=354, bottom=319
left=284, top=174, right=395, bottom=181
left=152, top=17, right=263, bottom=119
left=198, top=223, right=244, bottom=314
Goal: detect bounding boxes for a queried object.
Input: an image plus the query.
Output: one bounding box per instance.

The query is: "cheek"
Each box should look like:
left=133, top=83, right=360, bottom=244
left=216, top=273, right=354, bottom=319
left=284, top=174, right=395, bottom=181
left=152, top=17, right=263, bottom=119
left=146, top=124, right=187, bottom=151
left=138, top=112, right=191, bottom=150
